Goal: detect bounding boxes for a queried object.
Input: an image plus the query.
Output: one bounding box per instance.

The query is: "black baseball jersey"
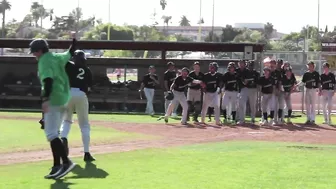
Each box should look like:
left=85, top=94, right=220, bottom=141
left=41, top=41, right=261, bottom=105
left=236, top=68, right=249, bottom=89
left=302, top=71, right=320, bottom=89
left=258, top=76, right=275, bottom=94
left=320, top=72, right=336, bottom=90
left=203, top=72, right=222, bottom=93
left=222, top=72, right=238, bottom=91
left=245, top=69, right=260, bottom=88
left=164, top=70, right=177, bottom=90
left=142, top=74, right=158, bottom=89
left=65, top=61, right=92, bottom=93
left=173, top=76, right=194, bottom=92
left=271, top=69, right=283, bottom=88
left=188, top=71, right=204, bottom=90
left=281, top=75, right=297, bottom=92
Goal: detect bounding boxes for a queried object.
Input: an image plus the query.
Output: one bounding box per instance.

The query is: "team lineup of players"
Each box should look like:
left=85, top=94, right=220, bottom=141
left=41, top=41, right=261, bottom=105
left=141, top=59, right=336, bottom=126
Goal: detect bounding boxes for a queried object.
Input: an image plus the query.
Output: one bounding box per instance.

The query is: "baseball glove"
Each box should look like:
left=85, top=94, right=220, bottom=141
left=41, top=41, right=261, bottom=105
left=165, top=91, right=174, bottom=100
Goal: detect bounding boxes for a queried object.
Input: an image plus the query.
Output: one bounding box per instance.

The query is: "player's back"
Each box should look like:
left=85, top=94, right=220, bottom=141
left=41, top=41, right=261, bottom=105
left=65, top=61, right=92, bottom=93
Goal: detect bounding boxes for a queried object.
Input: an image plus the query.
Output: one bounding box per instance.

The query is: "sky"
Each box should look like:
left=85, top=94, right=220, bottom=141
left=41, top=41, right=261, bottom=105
left=5, top=0, right=336, bottom=34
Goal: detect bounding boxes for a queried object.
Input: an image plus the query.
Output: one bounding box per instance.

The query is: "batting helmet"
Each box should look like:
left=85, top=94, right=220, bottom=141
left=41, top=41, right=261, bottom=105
left=210, top=62, right=219, bottom=70
left=167, top=62, right=175, bottom=67
left=29, top=39, right=49, bottom=54
left=165, top=91, right=174, bottom=100
left=74, top=50, right=87, bottom=60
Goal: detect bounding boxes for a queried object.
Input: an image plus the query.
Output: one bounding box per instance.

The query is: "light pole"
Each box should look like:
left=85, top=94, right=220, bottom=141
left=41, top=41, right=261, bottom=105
left=197, top=0, right=202, bottom=42
left=107, top=0, right=111, bottom=40
left=211, top=0, right=214, bottom=42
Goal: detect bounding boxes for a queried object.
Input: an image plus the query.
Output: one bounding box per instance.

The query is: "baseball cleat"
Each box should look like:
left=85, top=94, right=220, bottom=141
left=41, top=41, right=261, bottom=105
left=61, top=138, right=69, bottom=156
left=305, top=120, right=311, bottom=125
left=84, top=152, right=95, bottom=162
left=55, top=161, right=76, bottom=179
left=164, top=117, right=168, bottom=123
left=251, top=118, right=255, bottom=124
left=44, top=165, right=63, bottom=179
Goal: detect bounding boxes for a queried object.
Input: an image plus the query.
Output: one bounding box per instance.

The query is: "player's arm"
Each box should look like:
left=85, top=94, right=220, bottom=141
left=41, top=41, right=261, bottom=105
left=39, top=62, right=54, bottom=102
left=295, top=73, right=306, bottom=87
left=139, top=76, right=146, bottom=91
left=151, top=75, right=159, bottom=84
left=170, top=81, right=176, bottom=91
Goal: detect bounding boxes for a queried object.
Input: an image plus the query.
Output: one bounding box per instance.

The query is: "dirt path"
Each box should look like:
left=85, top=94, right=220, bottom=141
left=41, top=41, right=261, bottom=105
left=1, top=115, right=336, bottom=165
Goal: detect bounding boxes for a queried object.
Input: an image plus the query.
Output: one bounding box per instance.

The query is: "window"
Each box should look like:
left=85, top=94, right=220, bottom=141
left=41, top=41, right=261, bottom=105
left=106, top=68, right=138, bottom=82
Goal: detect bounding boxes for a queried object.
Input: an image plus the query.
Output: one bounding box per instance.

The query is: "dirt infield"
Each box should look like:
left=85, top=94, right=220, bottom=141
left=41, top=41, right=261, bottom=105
left=1, top=117, right=336, bottom=165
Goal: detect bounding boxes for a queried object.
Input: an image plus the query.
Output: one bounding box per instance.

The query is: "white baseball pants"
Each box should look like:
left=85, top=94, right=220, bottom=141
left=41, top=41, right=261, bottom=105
left=305, top=88, right=317, bottom=121
left=201, top=92, right=220, bottom=123
left=144, top=88, right=155, bottom=114
left=60, top=88, right=90, bottom=153
left=322, top=90, right=334, bottom=123
left=165, top=90, right=188, bottom=123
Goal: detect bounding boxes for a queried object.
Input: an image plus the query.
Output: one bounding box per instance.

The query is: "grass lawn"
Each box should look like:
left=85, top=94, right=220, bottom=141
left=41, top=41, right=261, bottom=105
left=1, top=141, right=336, bottom=189
left=0, top=111, right=182, bottom=123
left=0, top=111, right=334, bottom=124
left=0, top=119, right=146, bottom=153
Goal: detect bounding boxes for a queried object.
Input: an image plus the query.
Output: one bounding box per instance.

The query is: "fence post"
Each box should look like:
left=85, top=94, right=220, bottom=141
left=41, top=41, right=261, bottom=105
left=123, top=64, right=128, bottom=112
left=317, top=52, right=322, bottom=115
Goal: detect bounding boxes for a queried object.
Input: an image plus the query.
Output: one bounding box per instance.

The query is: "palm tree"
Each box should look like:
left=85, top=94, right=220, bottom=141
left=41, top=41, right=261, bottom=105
left=30, top=2, right=41, bottom=27
left=160, top=0, right=167, bottom=10
left=161, top=15, right=172, bottom=34
left=179, top=15, right=190, bottom=26
left=0, top=0, right=11, bottom=38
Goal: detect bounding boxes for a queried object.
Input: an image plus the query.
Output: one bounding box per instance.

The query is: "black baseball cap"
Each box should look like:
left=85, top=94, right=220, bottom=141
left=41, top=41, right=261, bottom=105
left=323, top=62, right=330, bottom=68
left=167, top=62, right=174, bottom=66
left=277, top=59, right=283, bottom=64
left=181, top=67, right=190, bottom=73
left=307, top=61, right=315, bottom=66
left=29, top=39, right=49, bottom=54
left=194, top=61, right=200, bottom=65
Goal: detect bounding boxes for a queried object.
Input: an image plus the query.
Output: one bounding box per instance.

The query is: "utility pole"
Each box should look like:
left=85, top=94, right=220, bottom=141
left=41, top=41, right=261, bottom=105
left=211, top=0, right=215, bottom=42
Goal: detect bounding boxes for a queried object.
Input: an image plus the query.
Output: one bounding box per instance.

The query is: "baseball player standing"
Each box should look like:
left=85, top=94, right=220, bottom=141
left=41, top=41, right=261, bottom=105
left=164, top=62, right=178, bottom=117
left=200, top=62, right=222, bottom=126
left=299, top=61, right=320, bottom=124
left=139, top=65, right=159, bottom=116
left=187, top=62, right=204, bottom=123
left=279, top=68, right=297, bottom=123
left=164, top=67, right=202, bottom=124
left=270, top=59, right=284, bottom=124
left=319, top=62, right=335, bottom=125
left=245, top=61, right=260, bottom=123
left=236, top=60, right=249, bottom=124
left=60, top=50, right=95, bottom=162
left=221, top=62, right=238, bottom=124
left=258, top=67, right=276, bottom=126
left=30, top=37, right=76, bottom=179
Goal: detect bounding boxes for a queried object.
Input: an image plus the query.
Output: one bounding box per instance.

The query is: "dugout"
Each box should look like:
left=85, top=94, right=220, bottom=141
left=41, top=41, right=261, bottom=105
left=0, top=39, right=264, bottom=113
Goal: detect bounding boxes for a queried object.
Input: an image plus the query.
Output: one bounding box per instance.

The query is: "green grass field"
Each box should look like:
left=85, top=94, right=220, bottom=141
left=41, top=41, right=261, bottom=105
left=0, top=112, right=336, bottom=189
left=1, top=142, right=336, bottom=189
left=0, top=118, right=146, bottom=153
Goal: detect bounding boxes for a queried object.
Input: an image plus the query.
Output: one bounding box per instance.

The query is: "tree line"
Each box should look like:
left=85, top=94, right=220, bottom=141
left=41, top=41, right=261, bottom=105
left=0, top=0, right=336, bottom=58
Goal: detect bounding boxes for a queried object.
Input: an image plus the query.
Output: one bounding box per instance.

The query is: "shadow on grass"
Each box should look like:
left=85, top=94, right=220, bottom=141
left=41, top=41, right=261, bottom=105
left=50, top=179, right=74, bottom=189
left=66, top=162, right=109, bottom=179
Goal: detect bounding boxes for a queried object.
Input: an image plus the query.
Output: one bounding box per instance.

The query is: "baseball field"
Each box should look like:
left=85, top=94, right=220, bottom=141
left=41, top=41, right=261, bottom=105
left=1, top=112, right=336, bottom=189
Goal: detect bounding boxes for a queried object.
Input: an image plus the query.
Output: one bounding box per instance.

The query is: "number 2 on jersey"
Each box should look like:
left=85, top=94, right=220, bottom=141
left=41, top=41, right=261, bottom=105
left=77, top=68, right=85, bottom=79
